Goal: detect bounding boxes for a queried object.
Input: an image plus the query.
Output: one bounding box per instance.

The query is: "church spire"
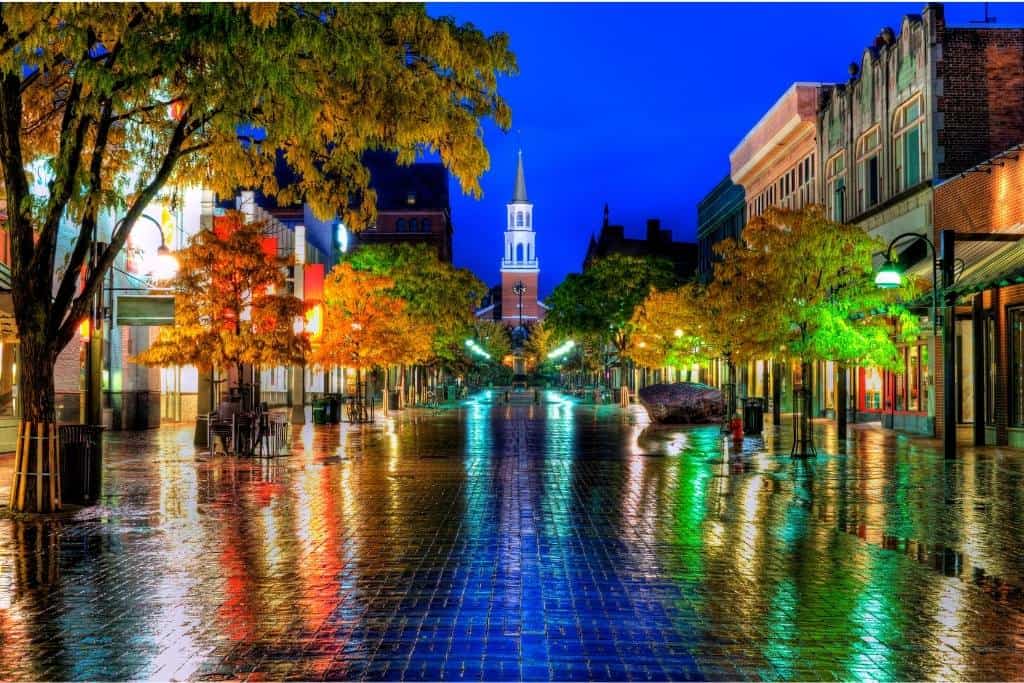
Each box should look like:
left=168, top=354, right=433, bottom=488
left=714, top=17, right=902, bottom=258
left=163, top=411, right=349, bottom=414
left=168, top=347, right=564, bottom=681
left=512, top=149, right=528, bottom=203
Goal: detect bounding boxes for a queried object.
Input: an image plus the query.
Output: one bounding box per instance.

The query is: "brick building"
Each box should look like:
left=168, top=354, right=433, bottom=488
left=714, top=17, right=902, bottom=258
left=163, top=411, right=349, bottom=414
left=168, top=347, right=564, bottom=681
left=933, top=145, right=1024, bottom=448
left=818, top=3, right=1024, bottom=436
left=583, top=206, right=697, bottom=281
left=351, top=151, right=454, bottom=263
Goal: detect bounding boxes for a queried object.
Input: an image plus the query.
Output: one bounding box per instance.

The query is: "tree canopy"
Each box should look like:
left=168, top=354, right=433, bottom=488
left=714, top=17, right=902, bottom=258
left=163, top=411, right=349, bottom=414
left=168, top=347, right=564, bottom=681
left=0, top=3, right=515, bottom=422
left=310, top=262, right=434, bottom=373
left=344, top=243, right=487, bottom=366
left=712, top=206, right=920, bottom=370
left=136, top=213, right=307, bottom=375
left=625, top=285, right=708, bottom=371
left=544, top=254, right=677, bottom=363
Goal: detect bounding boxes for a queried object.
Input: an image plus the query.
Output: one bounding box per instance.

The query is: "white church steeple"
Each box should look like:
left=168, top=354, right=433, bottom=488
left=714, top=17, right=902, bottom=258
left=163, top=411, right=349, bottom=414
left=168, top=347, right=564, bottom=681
left=502, top=150, right=537, bottom=271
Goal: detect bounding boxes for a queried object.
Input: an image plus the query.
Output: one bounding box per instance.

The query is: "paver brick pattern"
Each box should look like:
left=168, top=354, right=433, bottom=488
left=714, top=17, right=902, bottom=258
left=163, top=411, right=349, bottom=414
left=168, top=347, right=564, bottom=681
left=1, top=392, right=1024, bottom=680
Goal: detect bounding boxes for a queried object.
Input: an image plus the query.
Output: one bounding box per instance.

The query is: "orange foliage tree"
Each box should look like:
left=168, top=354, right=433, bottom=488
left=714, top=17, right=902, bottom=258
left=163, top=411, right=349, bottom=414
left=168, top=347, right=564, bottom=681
left=136, top=213, right=308, bottom=402
left=310, top=263, right=433, bottom=398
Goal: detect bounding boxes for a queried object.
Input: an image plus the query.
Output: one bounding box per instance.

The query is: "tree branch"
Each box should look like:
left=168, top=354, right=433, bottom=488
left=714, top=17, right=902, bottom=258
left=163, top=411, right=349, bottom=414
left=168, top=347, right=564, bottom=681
left=56, top=110, right=191, bottom=351
left=0, top=71, right=34, bottom=282
left=49, top=96, right=114, bottom=336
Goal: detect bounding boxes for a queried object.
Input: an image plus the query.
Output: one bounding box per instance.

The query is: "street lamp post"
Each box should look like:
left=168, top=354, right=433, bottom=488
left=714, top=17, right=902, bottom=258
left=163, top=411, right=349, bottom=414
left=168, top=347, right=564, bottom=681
left=875, top=229, right=1020, bottom=457
left=512, top=280, right=526, bottom=329
left=86, top=214, right=177, bottom=429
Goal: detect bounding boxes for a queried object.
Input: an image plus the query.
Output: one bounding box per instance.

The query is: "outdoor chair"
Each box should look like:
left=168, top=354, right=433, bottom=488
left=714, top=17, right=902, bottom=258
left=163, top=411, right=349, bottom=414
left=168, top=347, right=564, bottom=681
left=208, top=400, right=241, bottom=455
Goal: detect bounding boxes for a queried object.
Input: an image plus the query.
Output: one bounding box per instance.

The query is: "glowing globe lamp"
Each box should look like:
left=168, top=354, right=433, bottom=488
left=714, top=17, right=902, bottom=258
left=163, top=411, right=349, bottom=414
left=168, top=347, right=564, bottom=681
left=874, top=259, right=902, bottom=289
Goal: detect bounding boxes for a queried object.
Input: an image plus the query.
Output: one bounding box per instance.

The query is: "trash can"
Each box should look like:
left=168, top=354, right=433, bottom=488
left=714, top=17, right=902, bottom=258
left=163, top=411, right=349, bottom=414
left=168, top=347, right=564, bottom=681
left=59, top=425, right=103, bottom=506
left=326, top=395, right=341, bottom=424
left=742, top=398, right=765, bottom=435
left=312, top=398, right=328, bottom=425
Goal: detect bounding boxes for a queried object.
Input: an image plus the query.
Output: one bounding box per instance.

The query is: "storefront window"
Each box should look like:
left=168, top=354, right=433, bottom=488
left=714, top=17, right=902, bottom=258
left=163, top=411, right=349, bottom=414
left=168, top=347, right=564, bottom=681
left=864, top=367, right=883, bottom=409
left=894, top=348, right=907, bottom=411
left=1012, top=309, right=1024, bottom=426
left=958, top=319, right=974, bottom=423
left=908, top=345, right=920, bottom=411
left=986, top=316, right=997, bottom=426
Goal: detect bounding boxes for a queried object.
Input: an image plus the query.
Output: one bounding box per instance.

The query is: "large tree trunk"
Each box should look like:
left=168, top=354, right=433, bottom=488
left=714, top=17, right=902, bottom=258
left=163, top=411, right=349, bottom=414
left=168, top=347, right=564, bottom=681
left=8, top=321, right=62, bottom=513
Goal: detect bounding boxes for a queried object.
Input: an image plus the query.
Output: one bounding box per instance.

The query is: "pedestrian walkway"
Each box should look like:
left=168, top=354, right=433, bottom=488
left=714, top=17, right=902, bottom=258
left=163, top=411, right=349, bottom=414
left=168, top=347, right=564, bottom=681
left=1, top=395, right=1024, bottom=680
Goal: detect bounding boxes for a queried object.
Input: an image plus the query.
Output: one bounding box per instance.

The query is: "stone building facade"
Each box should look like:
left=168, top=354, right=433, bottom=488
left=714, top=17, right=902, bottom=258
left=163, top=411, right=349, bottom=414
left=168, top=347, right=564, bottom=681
left=818, top=3, right=1024, bottom=436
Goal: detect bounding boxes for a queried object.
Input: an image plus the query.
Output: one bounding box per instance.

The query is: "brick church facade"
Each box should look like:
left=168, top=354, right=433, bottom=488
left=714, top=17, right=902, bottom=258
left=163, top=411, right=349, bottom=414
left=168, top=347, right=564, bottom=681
left=476, top=152, right=547, bottom=326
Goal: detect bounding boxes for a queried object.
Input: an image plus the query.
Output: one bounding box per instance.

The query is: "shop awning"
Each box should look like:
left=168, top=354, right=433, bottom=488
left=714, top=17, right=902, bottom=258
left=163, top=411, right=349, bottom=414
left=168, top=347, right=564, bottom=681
left=950, top=236, right=1024, bottom=296
left=897, top=229, right=1024, bottom=298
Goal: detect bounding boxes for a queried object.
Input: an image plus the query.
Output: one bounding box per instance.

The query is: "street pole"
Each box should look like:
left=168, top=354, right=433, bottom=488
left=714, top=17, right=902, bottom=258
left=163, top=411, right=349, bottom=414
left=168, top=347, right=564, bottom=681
left=940, top=229, right=957, bottom=458
left=84, top=242, right=106, bottom=427
left=514, top=280, right=525, bottom=329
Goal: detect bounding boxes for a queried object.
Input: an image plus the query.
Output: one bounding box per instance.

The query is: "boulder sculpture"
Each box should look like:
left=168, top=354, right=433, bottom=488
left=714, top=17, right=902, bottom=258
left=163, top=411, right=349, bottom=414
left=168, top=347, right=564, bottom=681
left=637, top=382, right=726, bottom=424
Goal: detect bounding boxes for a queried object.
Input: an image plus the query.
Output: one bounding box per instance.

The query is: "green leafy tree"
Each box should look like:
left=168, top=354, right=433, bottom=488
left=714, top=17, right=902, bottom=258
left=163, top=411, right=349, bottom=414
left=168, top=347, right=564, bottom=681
left=523, top=320, right=553, bottom=371
left=545, top=254, right=677, bottom=374
left=0, top=4, right=513, bottom=511
left=466, top=319, right=512, bottom=386
left=713, top=205, right=920, bottom=452
left=344, top=243, right=487, bottom=368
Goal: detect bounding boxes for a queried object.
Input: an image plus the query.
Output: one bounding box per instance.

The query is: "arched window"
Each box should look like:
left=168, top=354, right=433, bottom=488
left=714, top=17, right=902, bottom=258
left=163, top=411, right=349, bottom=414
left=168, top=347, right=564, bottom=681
left=421, top=218, right=431, bottom=233
left=525, top=212, right=530, bottom=228
left=516, top=212, right=524, bottom=227
left=855, top=127, right=881, bottom=212
left=408, top=219, right=418, bottom=233
left=826, top=152, right=847, bottom=222
left=893, top=96, right=924, bottom=191
left=516, top=243, right=524, bottom=262
left=396, top=219, right=406, bottom=232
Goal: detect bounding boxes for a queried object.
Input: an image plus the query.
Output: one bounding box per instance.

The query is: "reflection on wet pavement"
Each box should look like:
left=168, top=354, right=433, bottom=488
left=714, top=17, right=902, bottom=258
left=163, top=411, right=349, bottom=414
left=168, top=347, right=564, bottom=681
left=1, top=391, right=1024, bottom=680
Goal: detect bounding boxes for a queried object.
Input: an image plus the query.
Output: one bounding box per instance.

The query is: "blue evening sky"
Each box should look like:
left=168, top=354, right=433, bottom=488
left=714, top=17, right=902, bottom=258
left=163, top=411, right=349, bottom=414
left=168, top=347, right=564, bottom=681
left=427, top=2, right=1024, bottom=297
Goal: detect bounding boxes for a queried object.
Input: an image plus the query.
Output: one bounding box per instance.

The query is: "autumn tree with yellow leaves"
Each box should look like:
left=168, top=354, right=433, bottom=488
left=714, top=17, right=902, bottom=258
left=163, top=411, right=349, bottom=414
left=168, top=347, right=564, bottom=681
left=136, top=213, right=308, bottom=400
left=0, top=3, right=514, bottom=511
left=625, top=285, right=708, bottom=380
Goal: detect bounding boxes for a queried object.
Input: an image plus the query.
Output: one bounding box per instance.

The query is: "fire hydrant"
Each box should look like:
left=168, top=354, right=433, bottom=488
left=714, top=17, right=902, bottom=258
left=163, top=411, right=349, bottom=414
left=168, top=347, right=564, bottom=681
left=729, top=412, right=744, bottom=443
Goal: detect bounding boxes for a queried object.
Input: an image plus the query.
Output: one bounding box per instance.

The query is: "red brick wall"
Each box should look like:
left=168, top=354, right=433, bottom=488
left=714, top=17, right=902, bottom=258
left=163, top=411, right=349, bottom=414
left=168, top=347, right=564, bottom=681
left=938, top=28, right=1024, bottom=179
left=933, top=151, right=1024, bottom=443
left=501, top=271, right=540, bottom=322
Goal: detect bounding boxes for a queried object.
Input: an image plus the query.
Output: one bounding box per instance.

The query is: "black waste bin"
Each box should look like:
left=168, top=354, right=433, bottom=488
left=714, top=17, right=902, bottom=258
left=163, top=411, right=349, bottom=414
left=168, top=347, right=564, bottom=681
left=59, top=424, right=103, bottom=506
left=326, top=395, right=341, bottom=424
left=743, top=398, right=765, bottom=435
left=312, top=398, right=328, bottom=425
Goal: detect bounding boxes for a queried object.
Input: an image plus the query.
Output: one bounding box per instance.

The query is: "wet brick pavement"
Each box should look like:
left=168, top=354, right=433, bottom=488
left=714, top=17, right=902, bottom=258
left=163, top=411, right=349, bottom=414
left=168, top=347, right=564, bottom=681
left=2, top=391, right=1024, bottom=680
